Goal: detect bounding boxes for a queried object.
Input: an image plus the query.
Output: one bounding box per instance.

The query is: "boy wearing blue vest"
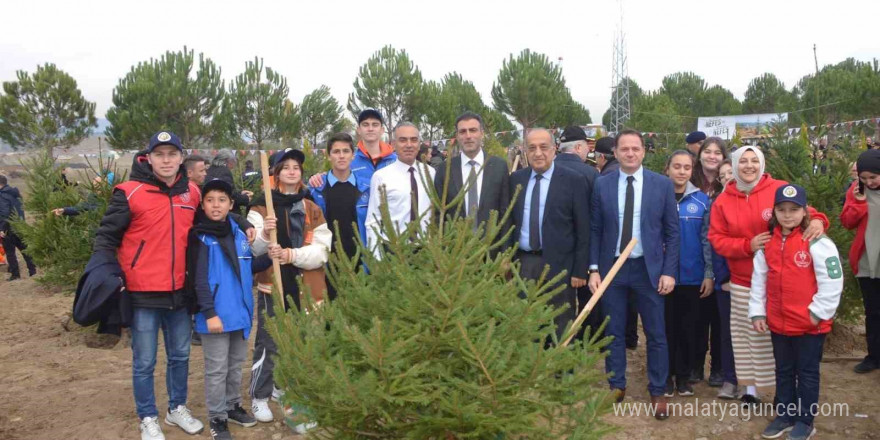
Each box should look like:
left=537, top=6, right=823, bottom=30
left=187, top=178, right=282, bottom=440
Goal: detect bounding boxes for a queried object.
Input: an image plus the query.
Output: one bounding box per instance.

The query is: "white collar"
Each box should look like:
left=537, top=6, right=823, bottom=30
left=460, top=149, right=484, bottom=167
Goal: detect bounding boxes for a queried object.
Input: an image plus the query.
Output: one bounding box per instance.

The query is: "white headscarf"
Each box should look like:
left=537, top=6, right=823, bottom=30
left=730, top=146, right=765, bottom=193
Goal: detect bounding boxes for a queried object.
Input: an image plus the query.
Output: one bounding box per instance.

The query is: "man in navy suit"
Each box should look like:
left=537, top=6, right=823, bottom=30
left=588, top=129, right=679, bottom=420
left=510, top=128, right=591, bottom=342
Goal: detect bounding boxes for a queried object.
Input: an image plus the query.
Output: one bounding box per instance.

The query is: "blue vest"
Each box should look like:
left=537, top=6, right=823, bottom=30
left=194, top=218, right=255, bottom=338
left=310, top=174, right=371, bottom=245
left=677, top=190, right=710, bottom=286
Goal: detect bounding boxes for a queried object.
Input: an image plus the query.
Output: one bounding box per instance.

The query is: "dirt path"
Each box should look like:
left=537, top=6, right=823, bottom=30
left=1, top=277, right=878, bottom=439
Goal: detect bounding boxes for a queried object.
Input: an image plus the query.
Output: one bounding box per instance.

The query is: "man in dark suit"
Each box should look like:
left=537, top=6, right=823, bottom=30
left=588, top=129, right=679, bottom=420
left=510, top=128, right=591, bottom=342
left=555, top=126, right=600, bottom=341
left=435, top=112, right=511, bottom=239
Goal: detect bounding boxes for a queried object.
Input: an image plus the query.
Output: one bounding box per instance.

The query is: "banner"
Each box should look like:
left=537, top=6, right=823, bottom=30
left=697, top=113, right=789, bottom=140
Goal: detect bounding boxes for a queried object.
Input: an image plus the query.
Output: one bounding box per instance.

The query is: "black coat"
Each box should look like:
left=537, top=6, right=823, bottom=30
left=434, top=152, right=511, bottom=233
left=73, top=250, right=132, bottom=335
left=0, top=185, right=24, bottom=231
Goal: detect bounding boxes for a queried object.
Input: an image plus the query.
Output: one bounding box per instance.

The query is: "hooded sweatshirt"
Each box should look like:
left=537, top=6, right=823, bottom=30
left=709, top=174, right=829, bottom=287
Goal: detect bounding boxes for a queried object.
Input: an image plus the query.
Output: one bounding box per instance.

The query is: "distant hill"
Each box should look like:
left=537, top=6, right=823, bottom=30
left=0, top=118, right=111, bottom=153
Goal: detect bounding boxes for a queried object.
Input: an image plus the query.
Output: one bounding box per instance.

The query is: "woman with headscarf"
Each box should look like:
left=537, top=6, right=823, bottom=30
left=841, top=149, right=880, bottom=374
left=708, top=146, right=829, bottom=406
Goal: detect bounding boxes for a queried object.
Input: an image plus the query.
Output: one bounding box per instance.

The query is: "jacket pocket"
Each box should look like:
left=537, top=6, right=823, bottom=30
left=131, top=240, right=146, bottom=268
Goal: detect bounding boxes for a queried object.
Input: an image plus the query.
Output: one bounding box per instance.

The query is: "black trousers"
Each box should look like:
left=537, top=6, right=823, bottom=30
left=665, top=285, right=701, bottom=383
left=2, top=230, right=36, bottom=277
left=517, top=251, right=576, bottom=343
left=859, top=277, right=880, bottom=364
left=574, top=286, right=604, bottom=343
left=695, top=290, right=721, bottom=374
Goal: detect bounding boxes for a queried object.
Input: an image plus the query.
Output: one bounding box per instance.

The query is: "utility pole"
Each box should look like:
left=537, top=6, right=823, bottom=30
left=609, top=0, right=631, bottom=134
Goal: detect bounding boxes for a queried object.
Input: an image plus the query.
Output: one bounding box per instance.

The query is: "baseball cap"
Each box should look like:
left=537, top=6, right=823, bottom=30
left=357, top=109, right=384, bottom=125
left=558, top=126, right=588, bottom=143
left=774, top=184, right=807, bottom=207
left=270, top=148, right=306, bottom=169
left=595, top=137, right=615, bottom=155
left=686, top=131, right=707, bottom=144
left=202, top=178, right=234, bottom=198
left=148, top=131, right=183, bottom=152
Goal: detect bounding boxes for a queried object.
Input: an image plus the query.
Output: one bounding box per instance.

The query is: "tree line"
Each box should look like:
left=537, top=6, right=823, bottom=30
left=2, top=46, right=879, bottom=153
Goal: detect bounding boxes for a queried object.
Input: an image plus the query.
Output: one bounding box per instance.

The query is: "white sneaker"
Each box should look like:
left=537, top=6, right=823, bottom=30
left=271, top=386, right=284, bottom=403
left=293, top=421, right=318, bottom=434
left=252, top=398, right=274, bottom=423
left=139, top=416, right=165, bottom=440
left=164, top=405, right=204, bottom=435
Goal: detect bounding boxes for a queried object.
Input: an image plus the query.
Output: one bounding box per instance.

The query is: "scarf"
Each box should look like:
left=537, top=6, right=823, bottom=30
left=731, top=146, right=765, bottom=193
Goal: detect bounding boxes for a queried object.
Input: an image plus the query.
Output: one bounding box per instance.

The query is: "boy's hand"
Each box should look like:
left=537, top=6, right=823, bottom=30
left=699, top=278, right=714, bottom=298
left=245, top=227, right=256, bottom=244
left=262, top=216, right=277, bottom=240
left=752, top=319, right=767, bottom=333
left=268, top=244, right=286, bottom=261
left=810, top=314, right=820, bottom=326
left=206, top=316, right=223, bottom=334
left=308, top=173, right=326, bottom=188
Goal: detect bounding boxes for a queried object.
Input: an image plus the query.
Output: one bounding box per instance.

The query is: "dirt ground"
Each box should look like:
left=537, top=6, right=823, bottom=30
left=0, top=276, right=878, bottom=440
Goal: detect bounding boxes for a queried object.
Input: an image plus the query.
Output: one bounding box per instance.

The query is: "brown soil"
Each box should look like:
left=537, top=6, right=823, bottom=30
left=1, top=277, right=878, bottom=440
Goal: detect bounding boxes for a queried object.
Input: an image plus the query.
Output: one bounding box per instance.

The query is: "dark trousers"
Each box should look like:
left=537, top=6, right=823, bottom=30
left=250, top=293, right=277, bottom=400
left=716, top=289, right=737, bottom=384
left=858, top=278, right=880, bottom=365
left=665, top=285, right=700, bottom=383
left=695, top=291, right=721, bottom=375
left=626, top=291, right=639, bottom=347
left=574, top=286, right=603, bottom=342
left=517, top=251, right=576, bottom=343
left=771, top=332, right=825, bottom=426
left=2, top=231, right=36, bottom=277
left=600, top=257, right=668, bottom=396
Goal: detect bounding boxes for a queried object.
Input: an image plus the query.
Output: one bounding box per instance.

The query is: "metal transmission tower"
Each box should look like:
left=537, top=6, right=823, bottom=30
left=609, top=1, right=631, bottom=134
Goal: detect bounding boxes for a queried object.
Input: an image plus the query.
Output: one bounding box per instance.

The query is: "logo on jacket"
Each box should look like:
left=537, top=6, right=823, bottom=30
left=180, top=191, right=191, bottom=203
left=686, top=203, right=698, bottom=214
left=157, top=132, right=171, bottom=142
left=761, top=208, right=772, bottom=221
left=794, top=250, right=812, bottom=268
left=240, top=238, right=250, bottom=254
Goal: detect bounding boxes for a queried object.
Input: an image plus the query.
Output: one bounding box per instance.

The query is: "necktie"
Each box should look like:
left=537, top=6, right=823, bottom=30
left=409, top=166, right=418, bottom=223
left=467, top=160, right=479, bottom=220
left=529, top=174, right=543, bottom=251
left=620, top=175, right=634, bottom=253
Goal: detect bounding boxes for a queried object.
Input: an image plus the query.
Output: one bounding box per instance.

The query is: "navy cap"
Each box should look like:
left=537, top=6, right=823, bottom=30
left=774, top=184, right=807, bottom=208
left=686, top=131, right=707, bottom=144
left=559, top=125, right=588, bottom=143
left=270, top=148, right=306, bottom=169
left=357, top=108, right=383, bottom=124
left=202, top=178, right=234, bottom=197
left=148, top=131, right=183, bottom=152
left=595, top=136, right=615, bottom=155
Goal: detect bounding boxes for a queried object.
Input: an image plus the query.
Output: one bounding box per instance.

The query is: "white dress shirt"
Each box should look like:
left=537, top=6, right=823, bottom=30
left=365, top=159, right=436, bottom=256
left=460, top=149, right=485, bottom=215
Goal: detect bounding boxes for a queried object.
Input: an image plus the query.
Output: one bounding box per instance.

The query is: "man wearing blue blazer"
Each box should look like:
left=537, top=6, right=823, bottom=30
left=588, top=129, right=680, bottom=420
left=510, top=128, right=591, bottom=342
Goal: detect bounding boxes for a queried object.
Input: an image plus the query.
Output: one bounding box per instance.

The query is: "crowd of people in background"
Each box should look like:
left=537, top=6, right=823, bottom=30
left=1, top=108, right=878, bottom=440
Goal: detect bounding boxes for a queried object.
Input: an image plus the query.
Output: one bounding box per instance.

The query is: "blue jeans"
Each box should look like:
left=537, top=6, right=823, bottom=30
left=771, top=332, right=825, bottom=426
left=131, top=306, right=192, bottom=419
left=716, top=290, right=737, bottom=384
left=600, top=258, right=668, bottom=396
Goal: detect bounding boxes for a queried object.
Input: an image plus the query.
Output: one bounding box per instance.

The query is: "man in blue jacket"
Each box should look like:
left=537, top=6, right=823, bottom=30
left=588, top=129, right=680, bottom=420
left=0, top=175, right=37, bottom=280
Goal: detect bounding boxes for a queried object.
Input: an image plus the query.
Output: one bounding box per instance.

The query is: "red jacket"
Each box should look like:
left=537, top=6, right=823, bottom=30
left=840, top=181, right=869, bottom=276
left=709, top=174, right=829, bottom=287
left=749, top=228, right=843, bottom=335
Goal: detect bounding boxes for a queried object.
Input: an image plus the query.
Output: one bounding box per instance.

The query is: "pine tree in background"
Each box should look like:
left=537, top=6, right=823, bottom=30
left=265, top=180, right=613, bottom=439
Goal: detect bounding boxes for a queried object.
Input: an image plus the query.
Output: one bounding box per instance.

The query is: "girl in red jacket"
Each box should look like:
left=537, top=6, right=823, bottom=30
left=840, top=149, right=880, bottom=374
left=749, top=184, right=843, bottom=440
left=708, top=146, right=829, bottom=407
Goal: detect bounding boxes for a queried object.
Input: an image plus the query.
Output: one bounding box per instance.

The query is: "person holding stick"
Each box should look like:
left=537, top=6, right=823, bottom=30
left=509, top=128, right=591, bottom=343
left=246, top=148, right=331, bottom=429
left=588, top=129, right=680, bottom=420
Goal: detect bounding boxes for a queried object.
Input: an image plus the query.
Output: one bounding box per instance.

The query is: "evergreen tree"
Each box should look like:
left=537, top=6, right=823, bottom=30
left=106, top=47, right=225, bottom=150
left=300, top=85, right=344, bottom=147
left=225, top=57, right=299, bottom=149
left=348, top=46, right=424, bottom=139
left=266, top=186, right=613, bottom=439
left=492, top=49, right=568, bottom=132
left=743, top=73, right=795, bottom=114
left=0, top=63, right=96, bottom=154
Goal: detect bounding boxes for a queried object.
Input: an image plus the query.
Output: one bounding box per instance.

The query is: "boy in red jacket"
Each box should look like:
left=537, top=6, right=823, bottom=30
left=749, top=184, right=843, bottom=440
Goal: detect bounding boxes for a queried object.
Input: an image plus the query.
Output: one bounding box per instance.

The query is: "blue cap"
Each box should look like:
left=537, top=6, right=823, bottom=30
left=774, top=184, right=807, bottom=207
left=686, top=131, right=707, bottom=144
left=148, top=131, right=183, bottom=152
left=357, top=108, right=383, bottom=124
left=202, top=177, right=234, bottom=197
left=270, top=148, right=306, bottom=169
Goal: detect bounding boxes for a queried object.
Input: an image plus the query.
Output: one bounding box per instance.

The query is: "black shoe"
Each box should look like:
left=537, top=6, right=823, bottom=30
left=625, top=341, right=638, bottom=350
left=677, top=382, right=694, bottom=396
left=853, top=358, right=879, bottom=374
left=688, top=369, right=704, bottom=384
left=227, top=403, right=257, bottom=427
left=27, top=267, right=36, bottom=277
left=210, top=418, right=233, bottom=440
left=741, top=393, right=762, bottom=409
left=664, top=379, right=675, bottom=397
left=7, top=274, right=20, bottom=281
left=707, top=371, right=723, bottom=387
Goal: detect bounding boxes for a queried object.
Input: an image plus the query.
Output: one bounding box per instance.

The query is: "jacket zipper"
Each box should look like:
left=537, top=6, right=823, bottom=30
left=169, top=194, right=176, bottom=309
left=779, top=235, right=786, bottom=332
left=131, top=240, right=146, bottom=268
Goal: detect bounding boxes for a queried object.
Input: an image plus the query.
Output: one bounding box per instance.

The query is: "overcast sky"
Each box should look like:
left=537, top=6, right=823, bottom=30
left=2, top=0, right=878, bottom=127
